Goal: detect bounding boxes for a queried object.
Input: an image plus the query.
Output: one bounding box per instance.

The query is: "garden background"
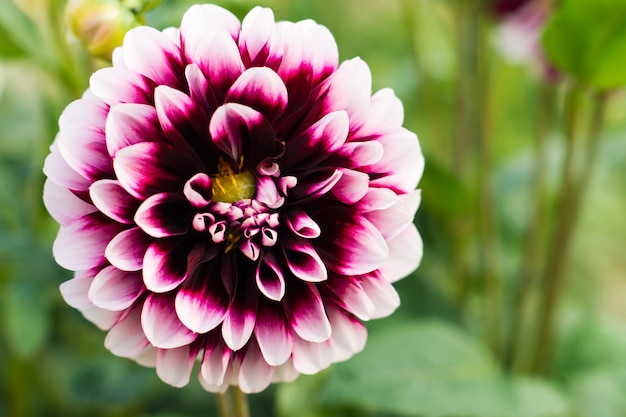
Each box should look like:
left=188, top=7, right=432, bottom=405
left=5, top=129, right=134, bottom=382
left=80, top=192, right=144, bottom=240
left=1, top=0, right=626, bottom=416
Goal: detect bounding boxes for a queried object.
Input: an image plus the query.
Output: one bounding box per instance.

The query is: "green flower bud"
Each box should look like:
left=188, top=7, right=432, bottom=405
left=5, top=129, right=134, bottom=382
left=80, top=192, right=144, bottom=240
left=65, top=0, right=142, bottom=60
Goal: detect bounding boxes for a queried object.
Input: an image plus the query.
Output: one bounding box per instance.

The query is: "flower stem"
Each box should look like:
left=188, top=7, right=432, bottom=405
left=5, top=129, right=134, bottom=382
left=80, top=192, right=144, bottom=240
left=504, top=81, right=557, bottom=371
left=216, top=391, right=234, bottom=417
left=530, top=86, right=608, bottom=373
left=232, top=385, right=250, bottom=417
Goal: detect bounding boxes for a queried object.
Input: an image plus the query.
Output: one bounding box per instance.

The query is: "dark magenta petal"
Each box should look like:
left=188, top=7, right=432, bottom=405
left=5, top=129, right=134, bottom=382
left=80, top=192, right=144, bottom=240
left=285, top=209, right=320, bottom=239
left=283, top=237, right=328, bottom=282
left=105, top=227, right=151, bottom=271
left=209, top=103, right=275, bottom=166
left=255, top=300, right=292, bottom=366
left=288, top=168, right=342, bottom=204
left=183, top=173, right=212, bottom=208
left=175, top=260, right=230, bottom=333
left=90, top=179, right=140, bottom=224
left=314, top=207, right=388, bottom=276
left=185, top=63, right=219, bottom=117
left=285, top=280, right=331, bottom=343
left=221, top=278, right=258, bottom=350
left=90, top=67, right=154, bottom=105
left=53, top=213, right=125, bottom=271
left=113, top=142, right=204, bottom=199
left=327, top=141, right=384, bottom=169
left=225, top=67, right=288, bottom=121
left=134, top=192, right=190, bottom=238
left=88, top=265, right=144, bottom=311
left=255, top=252, right=285, bottom=301
left=122, top=26, right=185, bottom=89
left=141, top=292, right=197, bottom=349
left=143, top=237, right=194, bottom=293
left=105, top=103, right=165, bottom=157
left=154, top=85, right=212, bottom=157
left=280, top=110, right=349, bottom=171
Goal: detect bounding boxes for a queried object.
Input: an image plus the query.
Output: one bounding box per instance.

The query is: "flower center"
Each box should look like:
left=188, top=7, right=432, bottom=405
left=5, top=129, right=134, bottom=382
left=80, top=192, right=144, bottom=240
left=211, top=158, right=256, bottom=204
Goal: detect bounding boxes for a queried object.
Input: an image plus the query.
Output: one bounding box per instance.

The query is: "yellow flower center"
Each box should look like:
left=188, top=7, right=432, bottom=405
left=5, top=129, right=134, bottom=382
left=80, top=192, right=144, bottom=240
left=211, top=157, right=256, bottom=204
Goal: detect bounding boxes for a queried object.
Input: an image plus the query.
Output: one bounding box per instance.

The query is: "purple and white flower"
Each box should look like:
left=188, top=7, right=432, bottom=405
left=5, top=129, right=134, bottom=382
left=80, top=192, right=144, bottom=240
left=44, top=4, right=424, bottom=393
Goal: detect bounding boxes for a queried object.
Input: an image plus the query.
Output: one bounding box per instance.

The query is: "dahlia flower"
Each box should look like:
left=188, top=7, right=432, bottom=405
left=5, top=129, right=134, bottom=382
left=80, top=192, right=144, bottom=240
left=44, top=4, right=424, bottom=393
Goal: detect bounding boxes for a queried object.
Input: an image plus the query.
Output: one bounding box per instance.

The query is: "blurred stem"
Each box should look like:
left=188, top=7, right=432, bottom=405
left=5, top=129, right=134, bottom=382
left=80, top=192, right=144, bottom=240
left=232, top=385, right=250, bottom=417
left=505, top=82, right=557, bottom=372
left=531, top=86, right=608, bottom=373
left=216, top=391, right=234, bottom=417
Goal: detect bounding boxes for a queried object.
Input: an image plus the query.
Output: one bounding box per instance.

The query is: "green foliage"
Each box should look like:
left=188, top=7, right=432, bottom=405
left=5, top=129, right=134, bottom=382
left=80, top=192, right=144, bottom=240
left=542, top=0, right=626, bottom=89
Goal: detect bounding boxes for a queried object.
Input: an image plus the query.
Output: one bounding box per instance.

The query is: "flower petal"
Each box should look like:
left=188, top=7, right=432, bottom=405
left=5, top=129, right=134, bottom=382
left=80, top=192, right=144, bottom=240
left=226, top=67, right=288, bottom=121
left=209, top=103, right=275, bottom=166
left=57, top=127, right=111, bottom=180
left=221, top=279, right=257, bottom=351
left=285, top=209, right=320, bottom=239
left=105, top=227, right=151, bottom=271
left=113, top=141, right=204, bottom=199
left=53, top=213, right=125, bottom=271
left=239, top=6, right=275, bottom=65
left=122, top=26, right=184, bottom=88
left=90, top=179, right=140, bottom=224
left=254, top=300, right=293, bottom=366
left=142, top=237, right=194, bottom=293
left=156, top=344, right=196, bottom=388
left=134, top=192, right=190, bottom=238
left=255, top=252, right=285, bottom=301
left=291, top=335, right=333, bottom=375
left=105, top=103, right=164, bottom=157
left=324, top=275, right=374, bottom=321
left=59, top=273, right=94, bottom=309
left=378, top=223, right=423, bottom=283
left=326, top=304, right=367, bottom=362
left=315, top=208, right=388, bottom=276
left=283, top=238, right=327, bottom=283
left=90, top=67, right=154, bottom=105
left=80, top=304, right=123, bottom=330
left=200, top=336, right=233, bottom=388
left=175, top=260, right=230, bottom=334
left=141, top=293, right=197, bottom=349
left=285, top=280, right=331, bottom=343
left=238, top=339, right=275, bottom=393
left=44, top=179, right=96, bottom=226
left=88, top=266, right=143, bottom=311
left=358, top=271, right=401, bottom=319
left=43, top=143, right=91, bottom=191
left=330, top=168, right=369, bottom=205
left=104, top=304, right=150, bottom=358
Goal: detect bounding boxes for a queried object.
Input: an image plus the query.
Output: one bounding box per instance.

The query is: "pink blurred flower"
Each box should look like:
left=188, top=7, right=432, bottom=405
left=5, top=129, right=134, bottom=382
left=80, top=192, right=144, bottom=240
left=44, top=4, right=424, bottom=393
left=493, top=0, right=559, bottom=81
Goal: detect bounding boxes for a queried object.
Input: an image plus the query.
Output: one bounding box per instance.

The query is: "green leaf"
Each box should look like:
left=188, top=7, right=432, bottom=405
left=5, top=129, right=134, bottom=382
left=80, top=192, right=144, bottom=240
left=0, top=22, right=26, bottom=58
left=320, top=320, right=569, bottom=417
left=542, top=0, right=626, bottom=90
left=1, top=280, right=51, bottom=359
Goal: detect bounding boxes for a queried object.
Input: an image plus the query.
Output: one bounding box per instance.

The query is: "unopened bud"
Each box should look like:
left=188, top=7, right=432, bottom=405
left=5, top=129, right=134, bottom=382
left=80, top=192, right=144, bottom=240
left=66, top=0, right=142, bottom=60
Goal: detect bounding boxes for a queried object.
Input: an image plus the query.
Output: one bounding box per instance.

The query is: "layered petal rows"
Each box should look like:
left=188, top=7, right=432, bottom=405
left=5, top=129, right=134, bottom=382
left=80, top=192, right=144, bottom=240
left=44, top=4, right=424, bottom=393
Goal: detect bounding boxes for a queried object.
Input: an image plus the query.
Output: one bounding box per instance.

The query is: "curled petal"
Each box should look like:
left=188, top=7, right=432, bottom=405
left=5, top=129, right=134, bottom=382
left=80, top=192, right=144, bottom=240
left=256, top=252, right=285, bottom=301
left=183, top=173, right=212, bottom=208
left=285, top=209, right=320, bottom=239
left=221, top=279, right=257, bottom=351
left=141, top=293, right=197, bottom=349
left=283, top=238, right=327, bottom=283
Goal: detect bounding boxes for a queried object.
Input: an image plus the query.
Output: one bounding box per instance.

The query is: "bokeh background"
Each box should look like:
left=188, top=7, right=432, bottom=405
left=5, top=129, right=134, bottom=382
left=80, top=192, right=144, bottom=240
left=1, top=0, right=626, bottom=416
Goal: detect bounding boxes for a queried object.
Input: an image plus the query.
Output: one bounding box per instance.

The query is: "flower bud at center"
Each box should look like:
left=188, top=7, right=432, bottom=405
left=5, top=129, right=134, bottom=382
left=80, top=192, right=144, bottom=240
left=211, top=159, right=256, bottom=203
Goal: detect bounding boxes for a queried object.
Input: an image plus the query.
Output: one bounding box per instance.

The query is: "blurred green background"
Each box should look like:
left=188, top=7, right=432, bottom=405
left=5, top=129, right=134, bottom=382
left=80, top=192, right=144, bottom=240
left=1, top=0, right=626, bottom=416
